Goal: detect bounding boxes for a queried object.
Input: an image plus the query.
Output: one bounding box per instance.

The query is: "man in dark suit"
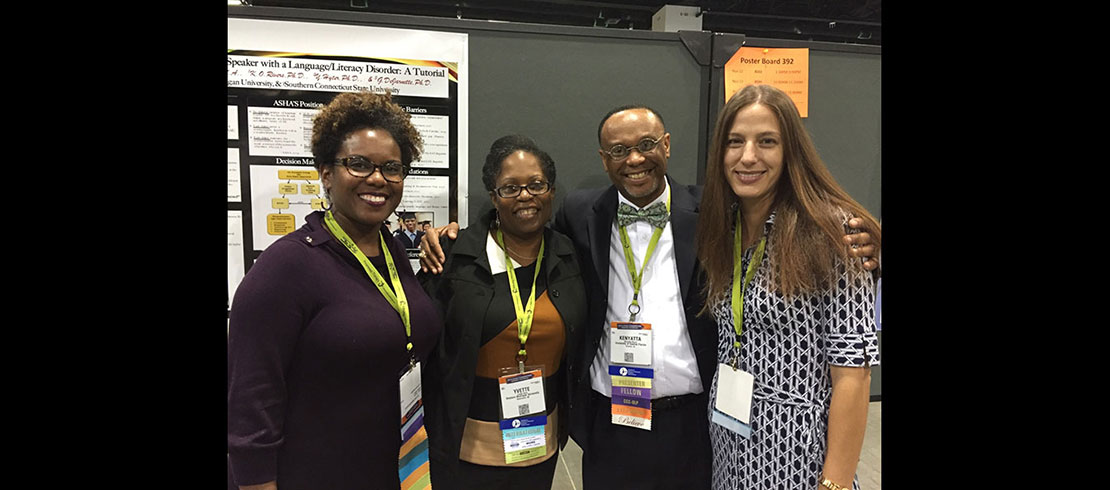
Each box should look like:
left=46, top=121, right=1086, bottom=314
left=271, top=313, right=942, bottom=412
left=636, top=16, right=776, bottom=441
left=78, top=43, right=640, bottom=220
left=552, top=105, right=716, bottom=489
left=394, top=212, right=424, bottom=249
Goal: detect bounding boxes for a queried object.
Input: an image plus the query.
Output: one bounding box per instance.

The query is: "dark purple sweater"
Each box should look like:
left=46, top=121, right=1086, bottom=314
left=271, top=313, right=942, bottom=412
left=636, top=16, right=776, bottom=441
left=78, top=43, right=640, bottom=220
left=228, top=211, right=442, bottom=489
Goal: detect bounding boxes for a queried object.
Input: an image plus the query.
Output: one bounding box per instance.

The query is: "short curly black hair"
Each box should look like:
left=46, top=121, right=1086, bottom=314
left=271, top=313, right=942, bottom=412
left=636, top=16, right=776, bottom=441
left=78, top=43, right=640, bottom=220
left=481, top=135, right=557, bottom=193
left=310, top=91, right=424, bottom=170
left=597, top=104, right=665, bottom=146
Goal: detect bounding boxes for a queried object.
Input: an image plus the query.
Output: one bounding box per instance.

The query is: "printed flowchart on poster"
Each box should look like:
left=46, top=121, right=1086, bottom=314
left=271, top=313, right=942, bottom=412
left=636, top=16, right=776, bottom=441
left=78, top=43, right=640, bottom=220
left=250, top=165, right=328, bottom=252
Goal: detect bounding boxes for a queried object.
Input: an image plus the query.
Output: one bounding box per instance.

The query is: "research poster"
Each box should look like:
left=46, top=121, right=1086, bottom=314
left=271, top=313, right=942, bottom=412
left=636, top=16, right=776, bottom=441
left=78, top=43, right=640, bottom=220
left=227, top=18, right=469, bottom=299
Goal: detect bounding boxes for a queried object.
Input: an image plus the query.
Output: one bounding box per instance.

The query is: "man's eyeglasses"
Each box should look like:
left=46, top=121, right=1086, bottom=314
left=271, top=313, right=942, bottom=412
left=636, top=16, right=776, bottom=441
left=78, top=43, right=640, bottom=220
left=603, top=136, right=664, bottom=161
left=334, top=155, right=409, bottom=183
left=494, top=181, right=552, bottom=198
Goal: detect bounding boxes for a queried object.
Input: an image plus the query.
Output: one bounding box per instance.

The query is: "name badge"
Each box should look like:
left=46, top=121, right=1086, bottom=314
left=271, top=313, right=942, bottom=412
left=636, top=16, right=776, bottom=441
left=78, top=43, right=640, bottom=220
left=609, top=322, right=652, bottom=366
left=398, top=362, right=431, bottom=488
left=711, top=363, right=754, bottom=438
left=498, top=368, right=546, bottom=419
left=498, top=367, right=547, bottom=464
left=399, top=362, right=424, bottom=441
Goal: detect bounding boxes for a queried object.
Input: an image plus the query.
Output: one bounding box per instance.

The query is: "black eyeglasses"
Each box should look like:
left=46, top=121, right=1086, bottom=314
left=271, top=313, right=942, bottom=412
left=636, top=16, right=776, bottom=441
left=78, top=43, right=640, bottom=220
left=494, top=181, right=552, bottom=198
left=334, top=155, right=409, bottom=183
left=603, top=136, right=664, bottom=160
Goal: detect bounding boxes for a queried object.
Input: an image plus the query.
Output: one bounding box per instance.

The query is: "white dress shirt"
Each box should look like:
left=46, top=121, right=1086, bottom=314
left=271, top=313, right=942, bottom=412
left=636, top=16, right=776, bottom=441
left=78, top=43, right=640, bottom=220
left=589, top=182, right=704, bottom=398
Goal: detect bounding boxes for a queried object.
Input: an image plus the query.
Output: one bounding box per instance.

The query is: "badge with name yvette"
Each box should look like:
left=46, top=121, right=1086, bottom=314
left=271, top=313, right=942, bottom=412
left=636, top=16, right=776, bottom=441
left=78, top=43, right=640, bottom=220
left=609, top=365, right=653, bottom=430
left=498, top=368, right=547, bottom=463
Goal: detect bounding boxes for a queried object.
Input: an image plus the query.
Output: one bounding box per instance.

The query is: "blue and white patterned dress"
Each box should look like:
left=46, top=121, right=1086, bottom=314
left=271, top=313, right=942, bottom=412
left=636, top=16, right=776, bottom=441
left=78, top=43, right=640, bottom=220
left=707, top=213, right=880, bottom=490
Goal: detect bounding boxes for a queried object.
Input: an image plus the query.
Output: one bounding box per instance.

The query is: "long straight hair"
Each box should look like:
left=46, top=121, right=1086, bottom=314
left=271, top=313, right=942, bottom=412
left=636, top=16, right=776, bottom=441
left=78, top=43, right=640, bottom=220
left=695, top=85, right=881, bottom=312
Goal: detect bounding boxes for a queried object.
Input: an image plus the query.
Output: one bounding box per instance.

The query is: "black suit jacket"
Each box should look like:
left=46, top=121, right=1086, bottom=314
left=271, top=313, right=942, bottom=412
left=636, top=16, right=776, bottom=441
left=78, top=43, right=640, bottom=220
left=552, top=176, right=717, bottom=446
left=394, top=229, right=424, bottom=249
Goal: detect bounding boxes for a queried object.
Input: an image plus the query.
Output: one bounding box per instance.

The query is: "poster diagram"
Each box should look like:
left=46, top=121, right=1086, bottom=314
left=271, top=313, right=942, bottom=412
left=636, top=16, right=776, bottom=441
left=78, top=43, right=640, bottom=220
left=250, top=165, right=327, bottom=251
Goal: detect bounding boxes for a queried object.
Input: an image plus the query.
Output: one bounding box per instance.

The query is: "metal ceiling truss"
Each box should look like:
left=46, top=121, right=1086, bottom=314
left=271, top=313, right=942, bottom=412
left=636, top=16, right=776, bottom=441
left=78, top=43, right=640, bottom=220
left=243, top=0, right=880, bottom=44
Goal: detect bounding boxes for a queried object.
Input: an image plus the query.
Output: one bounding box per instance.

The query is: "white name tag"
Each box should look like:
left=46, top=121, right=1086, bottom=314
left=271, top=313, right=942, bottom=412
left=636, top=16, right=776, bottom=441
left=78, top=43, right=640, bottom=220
left=609, top=322, right=652, bottom=366
left=714, top=363, right=754, bottom=423
left=498, top=369, right=546, bottom=419
left=399, top=362, right=423, bottom=440
left=712, top=363, right=754, bottom=438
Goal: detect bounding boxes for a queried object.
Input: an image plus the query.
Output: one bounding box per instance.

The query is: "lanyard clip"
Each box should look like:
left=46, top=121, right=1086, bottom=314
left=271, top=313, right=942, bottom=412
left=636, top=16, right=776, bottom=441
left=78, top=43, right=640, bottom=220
left=516, top=350, right=527, bottom=373
left=628, top=296, right=641, bottom=322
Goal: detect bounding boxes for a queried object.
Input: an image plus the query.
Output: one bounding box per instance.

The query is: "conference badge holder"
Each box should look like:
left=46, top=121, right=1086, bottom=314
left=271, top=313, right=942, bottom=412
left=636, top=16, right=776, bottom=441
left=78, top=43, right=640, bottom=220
left=609, top=321, right=653, bottom=430
left=399, top=361, right=431, bottom=488
left=498, top=364, right=547, bottom=464
left=710, top=361, right=754, bottom=439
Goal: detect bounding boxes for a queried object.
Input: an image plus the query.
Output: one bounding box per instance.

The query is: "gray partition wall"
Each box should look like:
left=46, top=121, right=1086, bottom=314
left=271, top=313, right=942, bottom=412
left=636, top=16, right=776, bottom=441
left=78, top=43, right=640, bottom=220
left=467, top=28, right=708, bottom=220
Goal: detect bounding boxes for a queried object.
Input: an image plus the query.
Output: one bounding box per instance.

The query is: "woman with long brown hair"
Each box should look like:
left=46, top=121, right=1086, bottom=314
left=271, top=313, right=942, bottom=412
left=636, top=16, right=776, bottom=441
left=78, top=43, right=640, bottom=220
left=695, top=84, right=880, bottom=490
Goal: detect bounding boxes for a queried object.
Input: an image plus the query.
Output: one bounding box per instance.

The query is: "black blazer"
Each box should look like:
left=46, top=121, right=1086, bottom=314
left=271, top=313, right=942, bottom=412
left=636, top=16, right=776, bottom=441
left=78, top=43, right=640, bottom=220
left=417, top=210, right=588, bottom=477
left=394, top=229, right=424, bottom=248
left=552, top=176, right=717, bottom=445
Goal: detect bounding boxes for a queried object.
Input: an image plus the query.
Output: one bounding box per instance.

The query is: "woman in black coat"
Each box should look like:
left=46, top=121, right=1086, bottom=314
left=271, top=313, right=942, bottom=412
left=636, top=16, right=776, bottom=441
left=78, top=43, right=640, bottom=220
left=418, top=135, right=587, bottom=490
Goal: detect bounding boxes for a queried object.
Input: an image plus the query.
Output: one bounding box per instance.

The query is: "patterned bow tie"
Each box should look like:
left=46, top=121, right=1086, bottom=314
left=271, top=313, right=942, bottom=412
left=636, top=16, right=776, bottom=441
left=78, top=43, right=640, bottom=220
left=617, top=201, right=669, bottom=228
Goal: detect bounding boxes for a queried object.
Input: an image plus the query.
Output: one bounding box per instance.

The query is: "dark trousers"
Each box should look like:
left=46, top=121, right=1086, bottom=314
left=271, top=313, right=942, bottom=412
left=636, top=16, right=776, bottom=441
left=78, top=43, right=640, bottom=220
left=580, top=390, right=712, bottom=490
left=433, top=452, right=560, bottom=490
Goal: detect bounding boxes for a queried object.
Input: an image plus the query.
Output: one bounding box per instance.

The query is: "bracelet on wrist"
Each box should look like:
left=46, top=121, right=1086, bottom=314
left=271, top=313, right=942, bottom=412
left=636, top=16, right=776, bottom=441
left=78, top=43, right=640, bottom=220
left=820, top=477, right=846, bottom=490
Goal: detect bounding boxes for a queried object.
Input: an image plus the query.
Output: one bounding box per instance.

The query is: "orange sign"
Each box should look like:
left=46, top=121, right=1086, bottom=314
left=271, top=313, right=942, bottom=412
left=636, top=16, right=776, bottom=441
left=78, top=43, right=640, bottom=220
left=724, top=47, right=810, bottom=117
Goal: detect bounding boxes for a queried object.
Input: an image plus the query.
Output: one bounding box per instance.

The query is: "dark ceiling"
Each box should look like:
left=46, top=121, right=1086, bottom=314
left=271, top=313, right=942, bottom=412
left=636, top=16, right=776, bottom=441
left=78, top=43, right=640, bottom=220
left=243, top=0, right=881, bottom=45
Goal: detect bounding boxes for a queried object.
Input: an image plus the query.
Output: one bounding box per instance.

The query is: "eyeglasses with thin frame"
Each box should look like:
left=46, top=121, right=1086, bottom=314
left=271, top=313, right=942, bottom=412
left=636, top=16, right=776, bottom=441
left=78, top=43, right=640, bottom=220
left=603, top=136, right=664, bottom=160
left=493, top=181, right=552, bottom=199
left=334, top=155, right=409, bottom=183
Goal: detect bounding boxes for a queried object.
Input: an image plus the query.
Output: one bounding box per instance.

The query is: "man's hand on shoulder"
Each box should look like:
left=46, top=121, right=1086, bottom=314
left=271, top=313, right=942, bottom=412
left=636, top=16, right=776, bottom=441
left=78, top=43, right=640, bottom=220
left=843, top=217, right=879, bottom=272
left=419, top=222, right=460, bottom=274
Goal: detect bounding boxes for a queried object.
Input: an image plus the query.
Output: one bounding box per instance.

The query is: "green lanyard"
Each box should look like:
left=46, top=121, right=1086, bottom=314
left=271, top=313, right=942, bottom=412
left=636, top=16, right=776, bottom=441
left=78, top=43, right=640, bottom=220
left=730, top=209, right=767, bottom=367
left=323, top=210, right=415, bottom=361
left=617, top=193, right=672, bottom=322
left=496, top=229, right=545, bottom=372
